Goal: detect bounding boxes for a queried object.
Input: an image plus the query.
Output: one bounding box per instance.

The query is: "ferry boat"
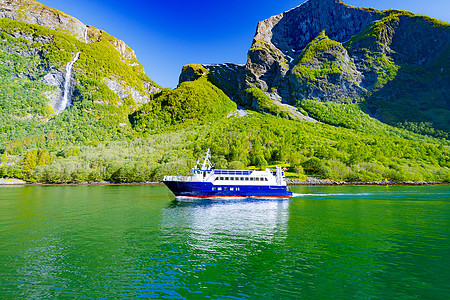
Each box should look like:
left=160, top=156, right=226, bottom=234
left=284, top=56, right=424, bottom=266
left=163, top=149, right=293, bottom=198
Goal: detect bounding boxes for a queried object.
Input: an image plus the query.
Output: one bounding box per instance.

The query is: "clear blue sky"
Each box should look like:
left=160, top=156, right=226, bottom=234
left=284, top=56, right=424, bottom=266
left=38, top=0, right=449, bottom=88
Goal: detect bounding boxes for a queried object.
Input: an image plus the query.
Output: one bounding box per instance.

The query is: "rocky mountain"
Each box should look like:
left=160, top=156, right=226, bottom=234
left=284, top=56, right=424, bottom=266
left=180, top=0, right=450, bottom=133
left=180, top=63, right=244, bottom=103
left=0, top=0, right=163, bottom=145
left=0, top=0, right=142, bottom=65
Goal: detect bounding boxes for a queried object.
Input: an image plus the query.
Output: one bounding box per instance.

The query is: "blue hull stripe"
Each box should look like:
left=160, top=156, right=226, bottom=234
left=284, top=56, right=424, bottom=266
left=163, top=181, right=293, bottom=197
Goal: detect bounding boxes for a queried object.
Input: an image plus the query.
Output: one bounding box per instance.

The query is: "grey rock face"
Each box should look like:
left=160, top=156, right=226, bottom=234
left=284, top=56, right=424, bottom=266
left=268, top=0, right=380, bottom=55
left=242, top=0, right=382, bottom=104
left=288, top=31, right=366, bottom=102
left=41, top=70, right=64, bottom=111
left=144, top=81, right=161, bottom=94
left=0, top=0, right=142, bottom=68
left=203, top=63, right=244, bottom=101
left=104, top=78, right=152, bottom=104
left=0, top=0, right=88, bottom=42
left=42, top=70, right=64, bottom=87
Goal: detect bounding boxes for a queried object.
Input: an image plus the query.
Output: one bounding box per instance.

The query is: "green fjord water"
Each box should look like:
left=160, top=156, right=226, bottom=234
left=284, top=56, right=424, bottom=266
left=0, top=185, right=448, bottom=299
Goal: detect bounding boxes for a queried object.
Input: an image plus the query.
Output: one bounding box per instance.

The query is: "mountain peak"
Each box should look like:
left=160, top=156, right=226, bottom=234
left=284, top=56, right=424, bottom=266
left=0, top=0, right=146, bottom=68
left=0, top=0, right=88, bottom=42
left=255, top=0, right=381, bottom=55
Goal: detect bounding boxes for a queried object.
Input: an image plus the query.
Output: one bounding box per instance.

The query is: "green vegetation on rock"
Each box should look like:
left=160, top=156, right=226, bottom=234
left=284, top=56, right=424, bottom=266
left=132, top=76, right=237, bottom=130
left=290, top=30, right=362, bottom=103
left=244, top=88, right=282, bottom=115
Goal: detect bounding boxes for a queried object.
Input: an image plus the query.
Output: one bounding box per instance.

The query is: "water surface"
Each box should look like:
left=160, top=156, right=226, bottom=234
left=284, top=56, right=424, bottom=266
left=0, top=185, right=448, bottom=298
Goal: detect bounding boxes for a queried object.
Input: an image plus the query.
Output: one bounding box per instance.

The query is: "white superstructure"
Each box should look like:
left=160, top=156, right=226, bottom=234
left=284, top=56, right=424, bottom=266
left=163, top=149, right=287, bottom=187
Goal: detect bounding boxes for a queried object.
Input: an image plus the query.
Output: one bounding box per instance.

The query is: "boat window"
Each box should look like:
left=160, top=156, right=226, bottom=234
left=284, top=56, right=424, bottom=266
left=220, top=177, right=224, bottom=180
left=218, top=187, right=222, bottom=191
left=240, top=177, right=244, bottom=181
left=212, top=187, right=217, bottom=191
left=230, top=187, right=234, bottom=191
left=225, top=177, right=229, bottom=180
left=250, top=178, right=254, bottom=181
left=256, top=178, right=259, bottom=181
left=245, top=177, right=249, bottom=181
left=236, top=187, right=240, bottom=191
left=224, top=187, right=229, bottom=191
left=265, top=178, right=268, bottom=181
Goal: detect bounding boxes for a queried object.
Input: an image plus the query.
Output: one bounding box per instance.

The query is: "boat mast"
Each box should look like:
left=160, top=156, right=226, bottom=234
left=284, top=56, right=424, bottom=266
left=276, top=166, right=283, bottom=186
left=201, top=148, right=213, bottom=170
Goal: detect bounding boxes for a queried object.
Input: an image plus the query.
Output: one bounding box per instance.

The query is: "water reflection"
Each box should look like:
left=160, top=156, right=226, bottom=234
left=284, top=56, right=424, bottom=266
left=164, top=198, right=292, bottom=248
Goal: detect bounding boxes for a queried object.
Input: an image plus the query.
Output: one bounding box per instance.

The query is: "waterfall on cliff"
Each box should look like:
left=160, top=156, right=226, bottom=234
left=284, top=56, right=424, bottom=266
left=84, top=27, right=88, bottom=43
left=58, top=52, right=80, bottom=111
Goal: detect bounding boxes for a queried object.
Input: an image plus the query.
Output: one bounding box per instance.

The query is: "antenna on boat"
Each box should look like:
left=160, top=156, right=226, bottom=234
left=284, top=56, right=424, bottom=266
left=194, top=159, right=200, bottom=170
left=201, top=148, right=213, bottom=170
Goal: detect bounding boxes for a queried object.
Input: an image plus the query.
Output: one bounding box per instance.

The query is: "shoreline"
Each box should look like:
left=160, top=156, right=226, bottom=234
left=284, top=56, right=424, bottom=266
left=1, top=179, right=448, bottom=187
left=286, top=180, right=447, bottom=186
left=0, top=179, right=27, bottom=185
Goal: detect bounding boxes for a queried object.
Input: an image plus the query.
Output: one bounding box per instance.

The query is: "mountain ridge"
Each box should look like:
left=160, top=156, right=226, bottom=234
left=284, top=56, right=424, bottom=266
left=179, top=0, right=449, bottom=134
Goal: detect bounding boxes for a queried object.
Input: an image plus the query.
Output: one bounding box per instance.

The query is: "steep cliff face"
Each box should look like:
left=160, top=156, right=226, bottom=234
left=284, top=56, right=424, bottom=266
left=289, top=30, right=364, bottom=102
left=179, top=63, right=244, bottom=102
left=345, top=13, right=450, bottom=130
left=0, top=0, right=87, bottom=40
left=0, top=0, right=143, bottom=70
left=242, top=0, right=381, bottom=104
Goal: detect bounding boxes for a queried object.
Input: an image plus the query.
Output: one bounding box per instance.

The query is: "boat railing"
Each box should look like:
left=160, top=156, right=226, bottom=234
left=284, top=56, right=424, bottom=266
left=163, top=175, right=195, bottom=182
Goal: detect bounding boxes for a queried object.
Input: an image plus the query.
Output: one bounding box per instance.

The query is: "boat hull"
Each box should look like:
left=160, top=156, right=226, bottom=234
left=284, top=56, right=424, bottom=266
left=163, top=180, right=293, bottom=198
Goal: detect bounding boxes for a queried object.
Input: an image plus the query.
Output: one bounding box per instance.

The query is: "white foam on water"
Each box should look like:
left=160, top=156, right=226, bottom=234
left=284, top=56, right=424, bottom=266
left=292, top=193, right=374, bottom=197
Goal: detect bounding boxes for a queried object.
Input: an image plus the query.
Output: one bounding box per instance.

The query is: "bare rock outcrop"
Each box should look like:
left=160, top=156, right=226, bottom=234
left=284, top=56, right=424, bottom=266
left=0, top=0, right=88, bottom=41
left=242, top=0, right=382, bottom=105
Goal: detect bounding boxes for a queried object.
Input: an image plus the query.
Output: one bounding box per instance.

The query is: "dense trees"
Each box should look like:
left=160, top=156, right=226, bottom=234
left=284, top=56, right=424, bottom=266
left=1, top=112, right=448, bottom=183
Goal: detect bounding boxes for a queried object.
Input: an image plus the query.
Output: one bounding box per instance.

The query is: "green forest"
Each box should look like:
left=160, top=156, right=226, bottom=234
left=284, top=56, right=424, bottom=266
left=2, top=109, right=449, bottom=183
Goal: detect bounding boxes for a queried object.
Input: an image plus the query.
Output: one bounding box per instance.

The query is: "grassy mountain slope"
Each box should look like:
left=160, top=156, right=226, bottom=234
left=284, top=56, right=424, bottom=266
left=0, top=16, right=161, bottom=149
left=131, top=73, right=237, bottom=131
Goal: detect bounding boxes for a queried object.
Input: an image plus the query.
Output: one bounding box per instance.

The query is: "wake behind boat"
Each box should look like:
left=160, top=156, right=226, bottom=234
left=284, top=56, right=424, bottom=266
left=163, top=149, right=293, bottom=198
